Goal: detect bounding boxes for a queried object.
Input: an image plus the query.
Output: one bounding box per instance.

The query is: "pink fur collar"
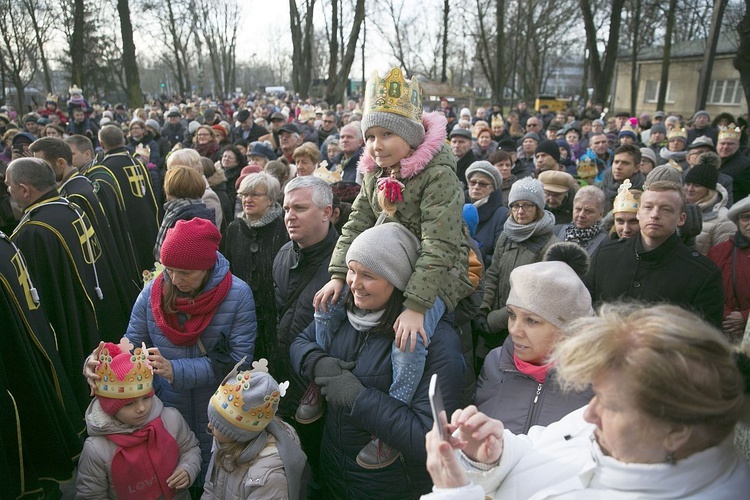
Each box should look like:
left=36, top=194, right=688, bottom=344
left=357, top=111, right=448, bottom=180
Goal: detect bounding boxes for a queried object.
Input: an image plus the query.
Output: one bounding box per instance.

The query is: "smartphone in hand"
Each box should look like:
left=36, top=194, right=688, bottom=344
left=429, top=373, right=450, bottom=441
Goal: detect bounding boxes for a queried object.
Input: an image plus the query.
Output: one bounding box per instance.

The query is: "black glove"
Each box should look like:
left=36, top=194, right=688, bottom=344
left=313, top=356, right=356, bottom=378
left=472, top=313, right=490, bottom=336
left=316, top=369, right=365, bottom=407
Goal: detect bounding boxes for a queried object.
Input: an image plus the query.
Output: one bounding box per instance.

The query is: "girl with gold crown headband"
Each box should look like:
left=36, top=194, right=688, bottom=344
left=308, top=68, right=474, bottom=470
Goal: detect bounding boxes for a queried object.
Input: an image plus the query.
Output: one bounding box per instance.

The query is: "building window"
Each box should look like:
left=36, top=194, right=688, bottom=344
left=643, top=80, right=676, bottom=103
left=707, top=80, right=742, bottom=106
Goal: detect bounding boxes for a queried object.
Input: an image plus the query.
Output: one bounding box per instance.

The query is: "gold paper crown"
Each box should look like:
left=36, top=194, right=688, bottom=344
left=68, top=85, right=82, bottom=96
left=46, top=93, right=58, bottom=103
left=364, top=68, right=422, bottom=122
left=667, top=127, right=687, bottom=142
left=298, top=105, right=316, bottom=122
left=613, top=179, right=640, bottom=213
left=95, top=338, right=153, bottom=399
left=577, top=156, right=598, bottom=179
left=211, top=358, right=289, bottom=433
left=718, top=123, right=741, bottom=142
left=491, top=114, right=504, bottom=128
left=313, top=160, right=342, bottom=184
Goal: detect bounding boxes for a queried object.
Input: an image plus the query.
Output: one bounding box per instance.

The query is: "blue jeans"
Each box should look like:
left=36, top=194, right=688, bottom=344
left=315, top=293, right=446, bottom=406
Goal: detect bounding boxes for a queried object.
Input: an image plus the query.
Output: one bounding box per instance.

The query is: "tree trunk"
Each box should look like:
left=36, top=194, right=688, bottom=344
left=696, top=0, right=729, bottom=111
left=328, top=0, right=364, bottom=104
left=71, top=0, right=85, bottom=88
left=580, top=0, right=626, bottom=105
left=735, top=0, right=750, bottom=108
left=23, top=0, right=51, bottom=93
left=494, top=0, right=505, bottom=105
left=657, top=0, right=677, bottom=110
left=289, top=0, right=315, bottom=98
left=325, top=0, right=339, bottom=102
left=441, top=0, right=449, bottom=83
left=165, top=0, right=187, bottom=95
left=116, top=0, right=143, bottom=108
left=630, top=0, right=641, bottom=116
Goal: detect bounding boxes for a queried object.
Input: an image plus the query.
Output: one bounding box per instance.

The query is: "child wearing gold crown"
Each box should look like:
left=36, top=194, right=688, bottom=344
left=311, top=68, right=473, bottom=468
left=203, top=359, right=308, bottom=499
left=76, top=338, right=201, bottom=499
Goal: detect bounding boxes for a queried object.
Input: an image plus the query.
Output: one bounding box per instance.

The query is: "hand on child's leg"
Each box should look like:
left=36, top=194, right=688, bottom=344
left=394, top=308, right=428, bottom=352
left=166, top=467, right=190, bottom=489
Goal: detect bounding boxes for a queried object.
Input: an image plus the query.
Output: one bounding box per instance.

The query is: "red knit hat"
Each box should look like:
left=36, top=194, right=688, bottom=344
left=160, top=218, right=220, bottom=270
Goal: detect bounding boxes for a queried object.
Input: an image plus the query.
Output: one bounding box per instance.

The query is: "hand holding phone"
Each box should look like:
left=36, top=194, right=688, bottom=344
left=429, top=373, right=451, bottom=441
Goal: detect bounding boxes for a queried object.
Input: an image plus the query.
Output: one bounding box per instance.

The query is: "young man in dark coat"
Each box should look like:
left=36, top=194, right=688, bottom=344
left=586, top=181, right=724, bottom=327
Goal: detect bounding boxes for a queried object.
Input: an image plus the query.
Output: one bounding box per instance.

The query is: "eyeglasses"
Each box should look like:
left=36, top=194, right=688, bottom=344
left=468, top=179, right=492, bottom=188
left=739, top=214, right=750, bottom=223
left=510, top=202, right=536, bottom=212
left=195, top=133, right=210, bottom=137
left=323, top=119, right=335, bottom=124
left=241, top=191, right=268, bottom=199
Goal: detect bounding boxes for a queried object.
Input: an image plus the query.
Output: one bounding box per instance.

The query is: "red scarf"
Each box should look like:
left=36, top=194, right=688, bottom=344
left=151, top=271, right=233, bottom=346
left=107, top=417, right=179, bottom=500
left=513, top=353, right=552, bottom=384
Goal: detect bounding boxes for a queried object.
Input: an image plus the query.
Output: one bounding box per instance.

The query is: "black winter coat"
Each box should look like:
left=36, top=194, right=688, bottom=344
left=474, top=189, right=509, bottom=267
left=290, top=311, right=463, bottom=499
left=720, top=151, right=750, bottom=203
left=586, top=233, right=724, bottom=327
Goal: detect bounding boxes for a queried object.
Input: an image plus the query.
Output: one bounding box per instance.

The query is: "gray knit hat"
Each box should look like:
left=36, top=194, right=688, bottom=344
left=645, top=165, right=682, bottom=186
left=346, top=222, right=420, bottom=291
left=361, top=111, right=425, bottom=149
left=506, top=243, right=593, bottom=328
left=207, top=369, right=282, bottom=442
left=465, top=160, right=501, bottom=190
left=640, top=147, right=657, bottom=166
left=521, top=132, right=540, bottom=143
left=508, top=177, right=545, bottom=211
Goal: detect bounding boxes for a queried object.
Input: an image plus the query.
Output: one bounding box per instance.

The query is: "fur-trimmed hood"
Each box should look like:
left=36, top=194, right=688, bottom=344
left=207, top=164, right=228, bottom=188
left=357, top=111, right=448, bottom=180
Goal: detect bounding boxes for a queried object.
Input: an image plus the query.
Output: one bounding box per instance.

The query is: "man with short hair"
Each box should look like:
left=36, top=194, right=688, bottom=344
left=230, top=108, right=266, bottom=143
left=330, top=123, right=363, bottom=183
left=161, top=107, right=186, bottom=147
left=22, top=114, right=40, bottom=138
left=524, top=116, right=543, bottom=137
left=449, top=128, right=475, bottom=186
left=317, top=110, right=339, bottom=147
left=533, top=140, right=562, bottom=177
left=687, top=110, right=718, bottom=144
left=93, top=125, right=160, bottom=272
left=585, top=132, right=614, bottom=179
left=277, top=123, right=303, bottom=164
left=586, top=181, right=723, bottom=327
left=539, top=170, right=576, bottom=224
left=596, top=144, right=645, bottom=212
left=717, top=125, right=750, bottom=202
left=5, top=158, right=108, bottom=410
left=272, top=176, right=337, bottom=487
left=29, top=137, right=136, bottom=337
left=515, top=100, right=530, bottom=127
left=647, top=123, right=667, bottom=158
left=67, top=107, right=98, bottom=146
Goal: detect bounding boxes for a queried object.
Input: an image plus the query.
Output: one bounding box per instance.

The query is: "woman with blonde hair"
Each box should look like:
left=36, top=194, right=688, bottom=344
left=192, top=125, right=220, bottom=161
left=424, top=303, right=750, bottom=498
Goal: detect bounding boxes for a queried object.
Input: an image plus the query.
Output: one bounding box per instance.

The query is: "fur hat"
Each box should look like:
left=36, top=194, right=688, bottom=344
left=208, top=359, right=286, bottom=442
left=508, top=177, right=545, bottom=211
left=535, top=140, right=561, bottom=163
left=160, top=218, right=220, bottom=270
left=506, top=243, right=593, bottom=329
left=346, top=222, right=420, bottom=291
left=465, top=160, right=501, bottom=190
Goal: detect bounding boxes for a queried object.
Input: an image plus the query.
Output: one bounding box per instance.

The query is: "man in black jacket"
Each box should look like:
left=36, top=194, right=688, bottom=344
left=272, top=175, right=337, bottom=490
left=586, top=181, right=723, bottom=327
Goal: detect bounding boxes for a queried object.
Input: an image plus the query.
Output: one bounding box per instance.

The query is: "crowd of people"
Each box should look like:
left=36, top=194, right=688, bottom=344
left=2, top=72, right=750, bottom=499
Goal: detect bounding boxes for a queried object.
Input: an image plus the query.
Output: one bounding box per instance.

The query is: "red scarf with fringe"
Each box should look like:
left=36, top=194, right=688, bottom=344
left=151, top=272, right=232, bottom=346
left=107, top=416, right=179, bottom=500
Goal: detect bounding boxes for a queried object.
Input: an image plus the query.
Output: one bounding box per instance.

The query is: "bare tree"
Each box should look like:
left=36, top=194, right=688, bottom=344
left=290, top=0, right=317, bottom=98
left=441, top=0, right=450, bottom=83
left=735, top=0, right=750, bottom=107
left=696, top=0, right=730, bottom=111
left=656, top=0, right=677, bottom=110
left=22, top=0, right=53, bottom=93
left=325, top=0, right=364, bottom=104
left=143, top=0, right=196, bottom=95
left=116, top=0, right=143, bottom=107
left=0, top=0, right=38, bottom=111
left=629, top=0, right=641, bottom=116
left=70, top=0, right=85, bottom=88
left=580, top=0, right=626, bottom=105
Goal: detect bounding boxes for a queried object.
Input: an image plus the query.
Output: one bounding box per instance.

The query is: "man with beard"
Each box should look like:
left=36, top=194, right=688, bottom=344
left=596, top=144, right=646, bottom=212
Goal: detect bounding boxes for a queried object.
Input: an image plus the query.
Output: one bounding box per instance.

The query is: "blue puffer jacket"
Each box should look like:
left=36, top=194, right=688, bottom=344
left=290, top=305, right=463, bottom=499
left=125, top=252, right=256, bottom=484
left=474, top=189, right=509, bottom=268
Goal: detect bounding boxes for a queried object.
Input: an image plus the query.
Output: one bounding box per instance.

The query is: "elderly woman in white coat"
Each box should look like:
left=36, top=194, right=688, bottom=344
left=422, top=304, right=750, bottom=499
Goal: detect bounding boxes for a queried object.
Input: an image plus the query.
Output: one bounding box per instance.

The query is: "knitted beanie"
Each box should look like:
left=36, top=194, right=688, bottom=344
left=640, top=147, right=657, bottom=166
left=188, top=121, right=201, bottom=134
left=346, top=222, right=420, bottom=291
left=145, top=119, right=160, bottom=132
left=521, top=132, right=540, bottom=143
left=535, top=140, right=561, bottom=163
left=208, top=371, right=281, bottom=442
left=684, top=159, right=719, bottom=190
left=96, top=342, right=155, bottom=416
left=508, top=177, right=545, bottom=211
left=693, top=110, right=710, bottom=121
left=645, top=165, right=682, bottom=186
left=465, top=160, right=502, bottom=190
left=160, top=218, right=220, bottom=270
left=650, top=123, right=667, bottom=135
left=361, top=111, right=425, bottom=148
left=506, top=243, right=593, bottom=329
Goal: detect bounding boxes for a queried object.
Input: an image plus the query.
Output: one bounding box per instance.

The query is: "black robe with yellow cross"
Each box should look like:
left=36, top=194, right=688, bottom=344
left=0, top=232, right=84, bottom=498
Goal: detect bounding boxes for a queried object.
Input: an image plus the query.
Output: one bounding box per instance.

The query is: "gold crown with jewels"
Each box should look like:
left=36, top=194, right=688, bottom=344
left=613, top=179, right=641, bottom=213
left=491, top=114, right=504, bottom=128
left=364, top=68, right=422, bottom=123
left=667, top=127, right=687, bottom=142
left=313, top=160, right=342, bottom=184
left=210, top=358, right=289, bottom=433
left=577, top=156, right=598, bottom=179
left=718, top=123, right=741, bottom=142
left=95, top=338, right=153, bottom=399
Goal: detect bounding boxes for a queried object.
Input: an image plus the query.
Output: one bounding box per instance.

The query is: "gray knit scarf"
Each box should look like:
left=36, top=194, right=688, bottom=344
left=503, top=210, right=556, bottom=243
left=241, top=202, right=283, bottom=228
left=346, top=306, right=386, bottom=332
